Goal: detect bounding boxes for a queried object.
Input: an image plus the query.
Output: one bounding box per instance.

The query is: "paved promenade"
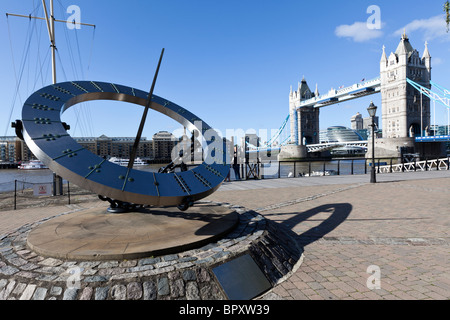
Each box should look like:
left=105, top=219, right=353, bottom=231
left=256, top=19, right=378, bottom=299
left=208, top=170, right=450, bottom=300
left=1, top=170, right=449, bottom=300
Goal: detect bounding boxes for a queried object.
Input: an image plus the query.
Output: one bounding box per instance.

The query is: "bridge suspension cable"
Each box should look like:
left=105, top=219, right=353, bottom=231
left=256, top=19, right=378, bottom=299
left=262, top=114, right=290, bottom=148
left=430, top=81, right=450, bottom=99
left=245, top=114, right=290, bottom=151
left=406, top=78, right=450, bottom=109
left=407, top=78, right=450, bottom=136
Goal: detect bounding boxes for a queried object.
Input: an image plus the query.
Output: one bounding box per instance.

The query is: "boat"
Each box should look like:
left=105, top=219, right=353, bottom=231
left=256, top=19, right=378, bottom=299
left=109, top=157, right=147, bottom=166
left=18, top=160, right=48, bottom=170
left=304, top=170, right=338, bottom=177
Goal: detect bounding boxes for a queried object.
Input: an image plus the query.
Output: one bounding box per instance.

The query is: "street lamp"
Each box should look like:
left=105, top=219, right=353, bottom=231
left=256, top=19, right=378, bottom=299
left=367, top=101, right=377, bottom=183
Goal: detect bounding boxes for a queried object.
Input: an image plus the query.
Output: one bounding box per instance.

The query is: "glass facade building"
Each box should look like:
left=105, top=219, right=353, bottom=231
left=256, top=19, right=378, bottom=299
left=319, top=126, right=366, bottom=156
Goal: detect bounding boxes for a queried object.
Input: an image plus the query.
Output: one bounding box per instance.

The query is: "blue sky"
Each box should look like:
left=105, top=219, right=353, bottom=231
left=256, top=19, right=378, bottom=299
left=1, top=0, right=449, bottom=143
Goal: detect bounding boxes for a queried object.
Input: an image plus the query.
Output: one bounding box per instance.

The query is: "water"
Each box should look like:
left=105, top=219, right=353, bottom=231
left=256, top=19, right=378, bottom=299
left=0, top=169, right=56, bottom=192
left=232, top=160, right=368, bottom=180
left=0, top=160, right=368, bottom=192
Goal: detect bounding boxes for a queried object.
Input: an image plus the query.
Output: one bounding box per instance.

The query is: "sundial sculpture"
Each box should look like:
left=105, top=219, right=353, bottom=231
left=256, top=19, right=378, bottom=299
left=15, top=49, right=230, bottom=212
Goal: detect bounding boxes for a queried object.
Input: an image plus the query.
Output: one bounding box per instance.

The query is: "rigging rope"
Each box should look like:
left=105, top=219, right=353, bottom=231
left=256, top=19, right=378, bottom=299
left=54, top=0, right=95, bottom=138
left=4, top=15, right=36, bottom=136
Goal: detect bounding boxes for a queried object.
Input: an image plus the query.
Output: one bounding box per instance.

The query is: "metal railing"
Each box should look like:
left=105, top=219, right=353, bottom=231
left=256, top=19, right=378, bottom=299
left=378, top=157, right=450, bottom=173
left=227, top=156, right=450, bottom=181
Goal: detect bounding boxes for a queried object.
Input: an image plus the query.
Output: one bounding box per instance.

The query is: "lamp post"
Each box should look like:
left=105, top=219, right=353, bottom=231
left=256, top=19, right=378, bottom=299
left=367, top=101, right=377, bottom=183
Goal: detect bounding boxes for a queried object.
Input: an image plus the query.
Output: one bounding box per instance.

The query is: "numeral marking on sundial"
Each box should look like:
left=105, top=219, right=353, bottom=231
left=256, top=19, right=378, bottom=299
left=40, top=92, right=61, bottom=101
left=202, top=164, right=225, bottom=178
left=192, top=171, right=212, bottom=188
left=71, top=82, right=89, bottom=93
left=91, top=81, right=104, bottom=92
left=32, top=133, right=69, bottom=141
left=174, top=173, right=191, bottom=195
left=85, top=159, right=107, bottom=178
left=53, top=86, right=75, bottom=96
left=52, top=147, right=84, bottom=160
left=110, top=83, right=120, bottom=93
left=153, top=172, right=160, bottom=197
left=27, top=103, right=57, bottom=111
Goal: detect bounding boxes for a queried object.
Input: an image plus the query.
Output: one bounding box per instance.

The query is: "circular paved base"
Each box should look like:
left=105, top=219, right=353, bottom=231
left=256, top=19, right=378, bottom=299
left=27, top=203, right=238, bottom=261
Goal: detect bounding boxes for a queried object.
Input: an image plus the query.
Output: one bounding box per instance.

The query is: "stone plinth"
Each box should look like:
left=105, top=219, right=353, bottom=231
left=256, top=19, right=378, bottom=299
left=0, top=201, right=303, bottom=300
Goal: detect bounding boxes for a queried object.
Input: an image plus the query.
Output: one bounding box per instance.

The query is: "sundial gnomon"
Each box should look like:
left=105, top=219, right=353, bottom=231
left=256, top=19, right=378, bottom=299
left=17, top=49, right=230, bottom=213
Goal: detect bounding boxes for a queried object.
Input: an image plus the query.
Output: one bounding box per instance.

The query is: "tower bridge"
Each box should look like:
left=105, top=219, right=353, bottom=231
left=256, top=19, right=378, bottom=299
left=273, top=32, right=449, bottom=160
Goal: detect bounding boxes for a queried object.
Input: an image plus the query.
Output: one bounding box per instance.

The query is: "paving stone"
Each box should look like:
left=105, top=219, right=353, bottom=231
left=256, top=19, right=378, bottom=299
left=50, top=286, right=62, bottom=296
left=138, top=257, right=160, bottom=265
left=127, top=282, right=143, bottom=300
left=163, top=254, right=179, bottom=262
left=12, top=282, right=26, bottom=296
left=157, top=277, right=169, bottom=296
left=170, top=278, right=184, bottom=298
left=79, top=287, right=93, bottom=300
left=39, top=258, right=63, bottom=267
left=32, top=287, right=48, bottom=300
left=0, top=265, right=19, bottom=276
left=0, top=280, right=16, bottom=300
left=143, top=281, right=157, bottom=300
left=185, top=281, right=200, bottom=300
left=0, top=279, right=7, bottom=290
left=182, top=269, right=197, bottom=281
left=98, top=261, right=119, bottom=269
left=95, top=287, right=109, bottom=300
left=19, top=284, right=36, bottom=300
left=63, top=288, right=79, bottom=300
left=84, top=275, right=108, bottom=283
left=110, top=284, right=126, bottom=300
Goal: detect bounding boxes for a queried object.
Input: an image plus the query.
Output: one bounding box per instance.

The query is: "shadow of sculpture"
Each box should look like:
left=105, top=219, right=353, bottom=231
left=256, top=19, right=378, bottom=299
left=277, top=203, right=353, bottom=247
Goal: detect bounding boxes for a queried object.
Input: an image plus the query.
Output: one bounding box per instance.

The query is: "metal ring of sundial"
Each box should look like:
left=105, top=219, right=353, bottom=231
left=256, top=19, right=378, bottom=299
left=20, top=81, right=230, bottom=207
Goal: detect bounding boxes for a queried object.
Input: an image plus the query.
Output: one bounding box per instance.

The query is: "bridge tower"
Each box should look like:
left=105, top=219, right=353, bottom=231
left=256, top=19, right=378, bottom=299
left=279, top=77, right=320, bottom=159
left=376, top=32, right=432, bottom=157
left=288, top=77, right=320, bottom=145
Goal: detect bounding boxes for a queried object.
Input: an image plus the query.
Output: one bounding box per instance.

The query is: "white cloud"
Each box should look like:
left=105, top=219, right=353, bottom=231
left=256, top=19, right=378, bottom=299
left=335, top=21, right=384, bottom=42
left=394, top=14, right=450, bottom=41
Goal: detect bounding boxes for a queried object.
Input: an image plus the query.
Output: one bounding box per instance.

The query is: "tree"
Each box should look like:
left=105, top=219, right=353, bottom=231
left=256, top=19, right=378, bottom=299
left=445, top=1, right=450, bottom=32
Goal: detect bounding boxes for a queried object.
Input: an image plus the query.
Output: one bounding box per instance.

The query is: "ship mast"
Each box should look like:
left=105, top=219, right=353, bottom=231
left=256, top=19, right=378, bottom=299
left=6, top=0, right=96, bottom=85
left=42, top=0, right=56, bottom=84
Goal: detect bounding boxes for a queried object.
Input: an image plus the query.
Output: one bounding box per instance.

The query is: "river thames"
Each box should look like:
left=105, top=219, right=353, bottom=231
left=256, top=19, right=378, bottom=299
left=0, top=160, right=369, bottom=193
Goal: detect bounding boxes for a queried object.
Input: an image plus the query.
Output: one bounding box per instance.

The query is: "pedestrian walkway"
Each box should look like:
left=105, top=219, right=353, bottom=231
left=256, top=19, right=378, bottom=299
left=207, top=170, right=450, bottom=300
left=1, top=170, right=449, bottom=300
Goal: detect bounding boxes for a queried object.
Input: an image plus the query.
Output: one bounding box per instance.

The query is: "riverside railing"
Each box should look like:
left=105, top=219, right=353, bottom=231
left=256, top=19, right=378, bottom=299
left=227, top=156, right=450, bottom=181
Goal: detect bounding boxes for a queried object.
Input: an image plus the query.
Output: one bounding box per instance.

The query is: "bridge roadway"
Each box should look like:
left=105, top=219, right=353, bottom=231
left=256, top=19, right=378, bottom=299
left=296, top=77, right=381, bottom=109
left=0, top=170, right=449, bottom=301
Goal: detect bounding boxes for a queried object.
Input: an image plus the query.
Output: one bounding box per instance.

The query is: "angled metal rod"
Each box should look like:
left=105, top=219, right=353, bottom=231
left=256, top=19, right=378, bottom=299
left=6, top=13, right=97, bottom=28
left=127, top=48, right=165, bottom=169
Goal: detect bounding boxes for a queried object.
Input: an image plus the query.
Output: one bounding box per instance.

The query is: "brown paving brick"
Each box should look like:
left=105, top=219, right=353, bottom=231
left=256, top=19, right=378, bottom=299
left=321, top=281, right=339, bottom=291
left=408, top=290, right=429, bottom=299
left=291, top=279, right=310, bottom=290
left=330, top=288, right=350, bottom=299
left=349, top=291, right=366, bottom=299
left=272, top=286, right=290, bottom=298
left=307, top=281, right=324, bottom=291
left=391, top=290, right=418, bottom=300
left=287, top=288, right=308, bottom=300
left=424, top=291, right=447, bottom=300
